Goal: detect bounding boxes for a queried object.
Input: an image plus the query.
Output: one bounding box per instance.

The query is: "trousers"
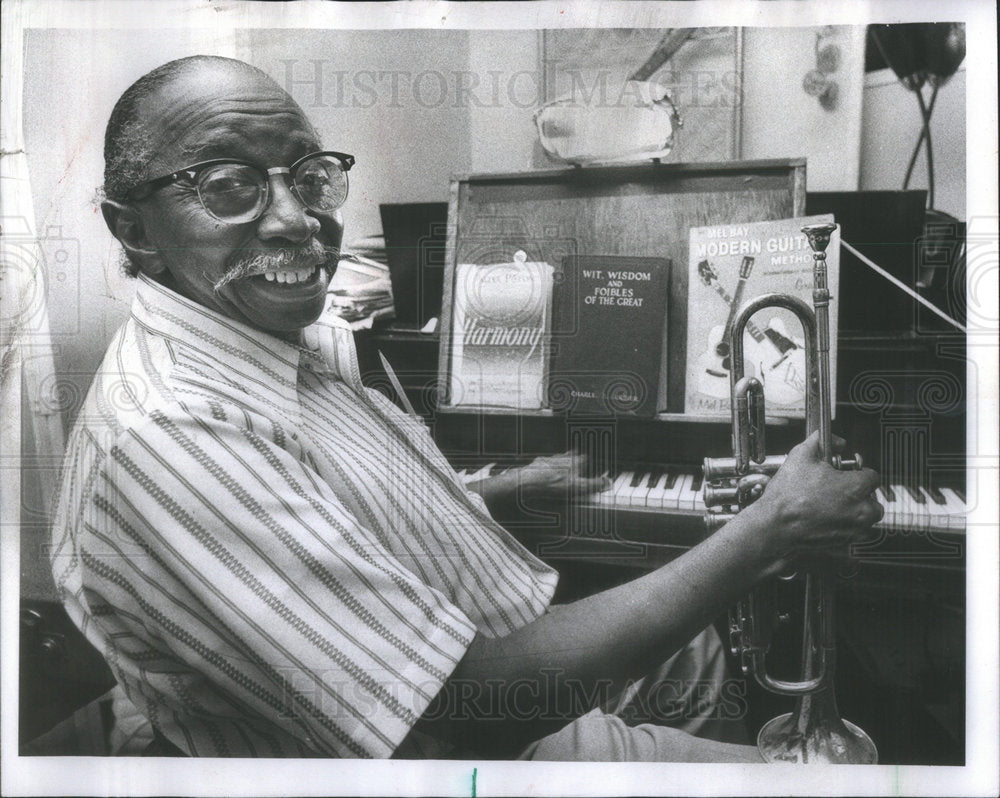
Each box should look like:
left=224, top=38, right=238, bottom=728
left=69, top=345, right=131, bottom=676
left=517, top=626, right=762, bottom=763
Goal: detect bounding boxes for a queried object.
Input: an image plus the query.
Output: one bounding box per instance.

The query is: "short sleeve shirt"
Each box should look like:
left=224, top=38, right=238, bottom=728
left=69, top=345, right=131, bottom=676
left=50, top=275, right=557, bottom=757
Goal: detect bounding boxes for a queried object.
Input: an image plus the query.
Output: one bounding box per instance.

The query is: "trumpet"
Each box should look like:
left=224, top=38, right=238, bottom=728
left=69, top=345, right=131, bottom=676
left=702, top=223, right=877, bottom=763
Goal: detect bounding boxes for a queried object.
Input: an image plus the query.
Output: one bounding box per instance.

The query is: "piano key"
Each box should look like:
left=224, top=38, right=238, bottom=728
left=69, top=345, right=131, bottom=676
left=594, top=471, right=623, bottom=507
left=900, top=484, right=929, bottom=531
left=625, top=470, right=656, bottom=507
left=628, top=469, right=662, bottom=508
left=689, top=471, right=706, bottom=511
left=876, top=486, right=901, bottom=528
left=647, top=471, right=679, bottom=508
left=600, top=470, right=634, bottom=507
left=919, top=486, right=953, bottom=531
left=926, top=485, right=947, bottom=505
left=661, top=473, right=691, bottom=511
left=613, top=470, right=645, bottom=506
left=892, top=483, right=917, bottom=529
left=938, top=487, right=966, bottom=530
left=645, top=471, right=672, bottom=509
left=677, top=473, right=701, bottom=511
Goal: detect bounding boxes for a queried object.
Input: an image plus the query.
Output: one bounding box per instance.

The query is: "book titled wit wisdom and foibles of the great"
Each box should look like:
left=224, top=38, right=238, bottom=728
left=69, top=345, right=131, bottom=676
left=684, top=214, right=840, bottom=418
left=549, top=255, right=671, bottom=417
left=446, top=252, right=554, bottom=411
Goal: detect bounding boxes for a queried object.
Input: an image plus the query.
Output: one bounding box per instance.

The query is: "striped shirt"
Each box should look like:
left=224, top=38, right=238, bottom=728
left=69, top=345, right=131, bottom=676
left=50, top=274, right=558, bottom=757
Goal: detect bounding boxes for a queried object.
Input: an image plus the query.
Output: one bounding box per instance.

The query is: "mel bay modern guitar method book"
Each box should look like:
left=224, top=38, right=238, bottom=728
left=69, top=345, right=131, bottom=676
left=684, top=215, right=840, bottom=418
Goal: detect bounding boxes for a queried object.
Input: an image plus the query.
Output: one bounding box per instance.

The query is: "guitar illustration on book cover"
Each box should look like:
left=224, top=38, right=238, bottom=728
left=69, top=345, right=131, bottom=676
left=695, top=258, right=806, bottom=406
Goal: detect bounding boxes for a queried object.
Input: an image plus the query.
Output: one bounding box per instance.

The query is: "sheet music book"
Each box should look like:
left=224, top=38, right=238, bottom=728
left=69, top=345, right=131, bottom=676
left=549, top=255, right=671, bottom=417
left=446, top=252, right=554, bottom=411
left=683, top=215, right=840, bottom=417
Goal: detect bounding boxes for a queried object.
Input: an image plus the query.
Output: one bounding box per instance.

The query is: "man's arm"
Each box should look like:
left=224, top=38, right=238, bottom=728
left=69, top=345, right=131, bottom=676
left=418, top=431, right=883, bottom=755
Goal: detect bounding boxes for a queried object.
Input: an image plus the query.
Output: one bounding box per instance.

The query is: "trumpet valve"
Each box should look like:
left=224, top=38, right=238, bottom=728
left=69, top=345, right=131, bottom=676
left=703, top=482, right=739, bottom=508
left=737, top=473, right=770, bottom=506
left=833, top=452, right=864, bottom=471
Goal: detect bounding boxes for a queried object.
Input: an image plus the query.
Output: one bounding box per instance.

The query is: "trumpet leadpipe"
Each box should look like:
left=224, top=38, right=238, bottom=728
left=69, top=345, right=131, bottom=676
left=704, top=510, right=737, bottom=533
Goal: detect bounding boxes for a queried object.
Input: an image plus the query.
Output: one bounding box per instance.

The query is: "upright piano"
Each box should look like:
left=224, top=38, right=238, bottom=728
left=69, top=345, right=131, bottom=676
left=356, top=188, right=969, bottom=765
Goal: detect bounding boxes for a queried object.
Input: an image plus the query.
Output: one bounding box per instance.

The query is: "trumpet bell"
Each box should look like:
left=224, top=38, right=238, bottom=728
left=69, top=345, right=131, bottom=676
left=758, top=706, right=878, bottom=764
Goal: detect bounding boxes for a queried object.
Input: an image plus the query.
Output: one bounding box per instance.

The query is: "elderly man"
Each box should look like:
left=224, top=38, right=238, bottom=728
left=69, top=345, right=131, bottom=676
left=51, top=56, right=882, bottom=761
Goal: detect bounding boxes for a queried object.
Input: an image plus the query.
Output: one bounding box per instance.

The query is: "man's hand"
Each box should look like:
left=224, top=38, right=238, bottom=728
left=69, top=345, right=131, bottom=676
left=515, top=451, right=611, bottom=499
left=465, top=451, right=610, bottom=517
left=747, top=430, right=883, bottom=574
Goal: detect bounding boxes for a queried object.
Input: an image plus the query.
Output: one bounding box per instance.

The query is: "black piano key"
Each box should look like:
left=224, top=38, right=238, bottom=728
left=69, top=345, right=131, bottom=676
left=905, top=486, right=925, bottom=504
left=629, top=471, right=645, bottom=488
left=690, top=471, right=704, bottom=492
left=664, top=472, right=678, bottom=489
left=954, top=487, right=966, bottom=503
left=883, top=484, right=897, bottom=502
left=927, top=485, right=947, bottom=504
left=645, top=468, right=664, bottom=488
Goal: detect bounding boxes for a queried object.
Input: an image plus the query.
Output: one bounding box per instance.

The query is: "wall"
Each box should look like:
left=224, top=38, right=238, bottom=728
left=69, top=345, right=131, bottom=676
left=24, top=28, right=238, bottom=429
left=243, top=29, right=474, bottom=241
left=860, top=67, right=966, bottom=219
left=741, top=26, right=868, bottom=191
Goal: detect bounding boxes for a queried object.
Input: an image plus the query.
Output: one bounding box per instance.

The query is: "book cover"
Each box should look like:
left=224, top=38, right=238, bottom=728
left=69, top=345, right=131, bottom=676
left=446, top=252, right=554, bottom=411
left=684, top=214, right=840, bottom=417
left=549, top=255, right=671, bottom=417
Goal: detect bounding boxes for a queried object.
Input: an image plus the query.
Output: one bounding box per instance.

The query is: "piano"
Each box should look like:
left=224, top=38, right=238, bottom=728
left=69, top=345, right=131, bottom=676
left=453, top=465, right=968, bottom=536
left=358, top=186, right=967, bottom=764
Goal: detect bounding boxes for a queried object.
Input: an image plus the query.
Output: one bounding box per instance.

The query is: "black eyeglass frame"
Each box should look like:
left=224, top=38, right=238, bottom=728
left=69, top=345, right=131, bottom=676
left=126, top=150, right=356, bottom=221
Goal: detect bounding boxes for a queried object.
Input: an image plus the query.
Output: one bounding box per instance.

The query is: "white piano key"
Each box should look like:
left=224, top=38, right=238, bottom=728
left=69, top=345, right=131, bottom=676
left=902, top=486, right=931, bottom=531
left=599, top=470, right=633, bottom=507
left=628, top=470, right=662, bottom=508
left=938, top=487, right=967, bottom=531
left=919, top=486, right=952, bottom=533
left=892, top=484, right=916, bottom=530
left=614, top=471, right=646, bottom=507
left=661, top=473, right=689, bottom=511
left=693, top=482, right=706, bottom=512
left=875, top=486, right=899, bottom=528
left=645, top=471, right=672, bottom=509
left=677, top=474, right=700, bottom=511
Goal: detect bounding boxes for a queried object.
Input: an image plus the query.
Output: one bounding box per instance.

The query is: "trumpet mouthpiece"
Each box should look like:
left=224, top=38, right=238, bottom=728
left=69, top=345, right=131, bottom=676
left=801, top=223, right=838, bottom=253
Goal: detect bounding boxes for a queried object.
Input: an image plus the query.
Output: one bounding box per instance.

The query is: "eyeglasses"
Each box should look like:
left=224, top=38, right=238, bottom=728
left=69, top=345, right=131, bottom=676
left=127, top=151, right=355, bottom=224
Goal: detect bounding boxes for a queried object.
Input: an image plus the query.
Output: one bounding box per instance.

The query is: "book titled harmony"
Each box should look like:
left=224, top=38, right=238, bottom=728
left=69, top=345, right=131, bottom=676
left=446, top=251, right=554, bottom=411
left=684, top=214, right=840, bottom=418
left=549, top=255, right=671, bottom=417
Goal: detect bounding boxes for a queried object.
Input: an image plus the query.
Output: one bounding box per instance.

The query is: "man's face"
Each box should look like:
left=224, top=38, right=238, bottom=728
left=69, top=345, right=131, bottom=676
left=131, top=66, right=344, bottom=334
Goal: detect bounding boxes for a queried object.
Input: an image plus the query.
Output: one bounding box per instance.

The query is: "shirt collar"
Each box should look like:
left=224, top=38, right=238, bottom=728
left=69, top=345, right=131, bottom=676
left=131, top=274, right=358, bottom=412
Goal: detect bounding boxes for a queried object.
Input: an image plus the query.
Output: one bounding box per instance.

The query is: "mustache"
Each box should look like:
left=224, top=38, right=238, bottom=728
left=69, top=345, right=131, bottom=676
left=213, top=239, right=340, bottom=292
